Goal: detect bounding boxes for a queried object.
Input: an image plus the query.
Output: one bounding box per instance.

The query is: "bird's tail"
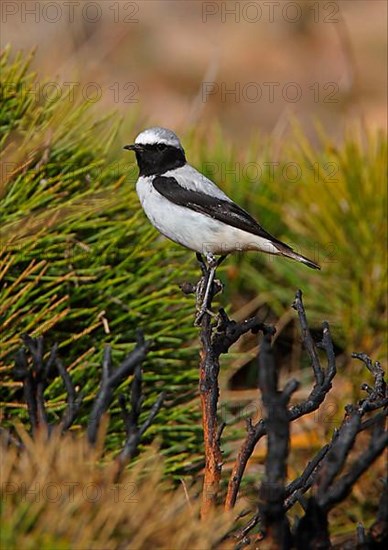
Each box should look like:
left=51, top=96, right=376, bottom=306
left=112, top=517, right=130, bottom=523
left=276, top=245, right=321, bottom=270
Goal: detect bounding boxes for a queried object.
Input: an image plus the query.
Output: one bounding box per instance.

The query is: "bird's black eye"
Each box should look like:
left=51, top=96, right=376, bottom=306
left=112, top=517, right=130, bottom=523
left=156, top=143, right=166, bottom=151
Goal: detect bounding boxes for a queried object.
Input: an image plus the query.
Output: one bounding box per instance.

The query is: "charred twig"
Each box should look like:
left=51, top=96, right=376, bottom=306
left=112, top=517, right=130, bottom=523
left=225, top=419, right=266, bottom=511
left=295, top=433, right=387, bottom=548
left=12, top=331, right=155, bottom=467
left=368, top=482, right=388, bottom=545
left=213, top=308, right=275, bottom=355
left=87, top=330, right=150, bottom=444
left=229, top=510, right=264, bottom=550
left=115, top=363, right=165, bottom=473
left=320, top=429, right=387, bottom=510
left=55, top=357, right=83, bottom=431
left=294, top=353, right=387, bottom=547
left=225, top=290, right=336, bottom=510
left=352, top=353, right=387, bottom=412
left=284, top=444, right=330, bottom=510
left=356, top=523, right=367, bottom=547
left=315, top=408, right=386, bottom=513
left=258, top=333, right=298, bottom=548
left=13, top=335, right=75, bottom=434
left=13, top=333, right=151, bottom=448
left=314, top=353, right=387, bottom=512
left=315, top=407, right=362, bottom=504
left=293, top=289, right=324, bottom=385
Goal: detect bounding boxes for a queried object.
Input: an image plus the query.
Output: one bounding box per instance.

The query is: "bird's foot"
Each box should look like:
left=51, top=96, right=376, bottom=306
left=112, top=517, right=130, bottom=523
left=205, top=252, right=218, bottom=269
left=194, top=253, right=227, bottom=326
left=196, top=252, right=228, bottom=270
left=194, top=305, right=217, bottom=326
left=194, top=277, right=223, bottom=326
left=196, top=252, right=207, bottom=275
left=195, top=277, right=223, bottom=307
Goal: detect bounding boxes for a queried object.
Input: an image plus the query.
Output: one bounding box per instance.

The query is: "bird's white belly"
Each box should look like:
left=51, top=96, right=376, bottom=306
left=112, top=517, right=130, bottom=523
left=136, top=178, right=279, bottom=256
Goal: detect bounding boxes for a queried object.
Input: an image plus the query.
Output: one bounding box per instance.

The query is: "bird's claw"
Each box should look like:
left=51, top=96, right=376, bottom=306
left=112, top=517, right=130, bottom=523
left=194, top=254, right=227, bottom=326
left=194, top=306, right=216, bottom=326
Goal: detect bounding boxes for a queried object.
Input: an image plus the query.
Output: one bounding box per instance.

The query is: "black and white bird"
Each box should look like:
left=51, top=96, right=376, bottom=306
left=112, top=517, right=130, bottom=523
left=124, top=126, right=320, bottom=270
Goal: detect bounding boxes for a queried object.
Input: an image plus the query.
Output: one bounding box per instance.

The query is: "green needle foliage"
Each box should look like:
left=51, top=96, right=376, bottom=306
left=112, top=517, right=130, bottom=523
left=0, top=48, right=201, bottom=474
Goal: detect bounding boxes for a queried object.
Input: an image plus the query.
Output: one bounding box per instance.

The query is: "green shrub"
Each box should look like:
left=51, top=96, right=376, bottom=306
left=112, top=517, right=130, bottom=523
left=0, top=48, right=201, bottom=474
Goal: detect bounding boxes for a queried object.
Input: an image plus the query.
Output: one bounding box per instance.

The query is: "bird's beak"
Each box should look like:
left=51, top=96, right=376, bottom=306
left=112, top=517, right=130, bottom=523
left=123, top=144, right=142, bottom=152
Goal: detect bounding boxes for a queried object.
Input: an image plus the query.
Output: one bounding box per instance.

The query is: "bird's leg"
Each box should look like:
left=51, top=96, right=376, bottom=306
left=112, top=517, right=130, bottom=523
left=201, top=252, right=218, bottom=312
left=196, top=252, right=207, bottom=276
left=216, top=254, right=228, bottom=267
left=195, top=253, right=207, bottom=315
left=195, top=253, right=226, bottom=326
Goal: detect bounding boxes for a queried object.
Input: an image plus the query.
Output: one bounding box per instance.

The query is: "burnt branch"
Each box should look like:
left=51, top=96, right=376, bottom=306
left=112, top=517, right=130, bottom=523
left=213, top=308, right=275, bottom=356
left=292, top=289, right=324, bottom=385
left=320, top=429, right=387, bottom=510
left=313, top=392, right=387, bottom=513
left=115, top=363, right=165, bottom=471
left=230, top=289, right=386, bottom=548
left=11, top=330, right=157, bottom=474
left=312, top=353, right=387, bottom=512
left=352, top=353, right=387, bottom=413
left=284, top=444, right=330, bottom=511
left=55, top=357, right=83, bottom=431
left=198, top=298, right=223, bottom=519
left=87, top=330, right=150, bottom=444
left=293, top=353, right=387, bottom=547
left=13, top=335, right=79, bottom=434
left=368, top=483, right=388, bottom=545
left=226, top=290, right=336, bottom=510
left=258, top=333, right=298, bottom=548
left=185, top=254, right=273, bottom=518
left=12, top=331, right=152, bottom=453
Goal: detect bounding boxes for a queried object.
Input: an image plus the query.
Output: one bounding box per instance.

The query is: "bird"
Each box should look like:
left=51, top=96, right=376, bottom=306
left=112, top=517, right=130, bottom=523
left=124, top=127, right=320, bottom=322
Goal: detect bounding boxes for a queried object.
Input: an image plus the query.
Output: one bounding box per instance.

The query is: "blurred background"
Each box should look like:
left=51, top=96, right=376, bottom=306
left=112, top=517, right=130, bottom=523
left=2, top=0, right=387, bottom=141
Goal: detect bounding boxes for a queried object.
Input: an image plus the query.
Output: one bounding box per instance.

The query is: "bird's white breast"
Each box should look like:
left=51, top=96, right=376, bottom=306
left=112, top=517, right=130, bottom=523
left=136, top=175, right=220, bottom=252
left=135, top=174, right=279, bottom=256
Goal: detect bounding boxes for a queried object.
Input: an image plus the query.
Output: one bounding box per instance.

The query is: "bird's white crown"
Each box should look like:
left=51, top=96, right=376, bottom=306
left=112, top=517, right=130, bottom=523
left=134, top=127, right=183, bottom=149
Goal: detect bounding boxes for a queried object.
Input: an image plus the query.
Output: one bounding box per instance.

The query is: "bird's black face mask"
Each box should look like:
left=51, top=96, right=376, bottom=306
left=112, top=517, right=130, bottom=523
left=125, top=143, right=186, bottom=177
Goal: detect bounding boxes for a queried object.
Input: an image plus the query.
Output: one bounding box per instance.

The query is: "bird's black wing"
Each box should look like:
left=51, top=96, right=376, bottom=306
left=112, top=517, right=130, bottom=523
left=152, top=176, right=292, bottom=250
